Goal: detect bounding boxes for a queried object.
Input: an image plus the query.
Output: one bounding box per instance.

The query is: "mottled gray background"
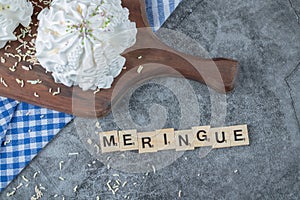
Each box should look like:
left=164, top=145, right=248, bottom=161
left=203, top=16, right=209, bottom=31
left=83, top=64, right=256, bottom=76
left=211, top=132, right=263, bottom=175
left=1, top=0, right=300, bottom=199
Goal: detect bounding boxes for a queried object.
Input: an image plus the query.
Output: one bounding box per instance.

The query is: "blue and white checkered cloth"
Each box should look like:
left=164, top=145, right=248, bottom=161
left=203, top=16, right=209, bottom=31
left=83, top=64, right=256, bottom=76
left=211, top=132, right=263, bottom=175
left=0, top=103, right=73, bottom=190
left=0, top=0, right=182, bottom=192
left=146, top=0, right=182, bottom=31
left=0, top=98, right=19, bottom=145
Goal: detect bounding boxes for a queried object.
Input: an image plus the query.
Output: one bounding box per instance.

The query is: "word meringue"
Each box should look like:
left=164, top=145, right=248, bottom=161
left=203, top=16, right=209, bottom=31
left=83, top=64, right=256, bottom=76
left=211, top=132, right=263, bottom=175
left=0, top=0, right=33, bottom=48
left=36, top=0, right=137, bottom=91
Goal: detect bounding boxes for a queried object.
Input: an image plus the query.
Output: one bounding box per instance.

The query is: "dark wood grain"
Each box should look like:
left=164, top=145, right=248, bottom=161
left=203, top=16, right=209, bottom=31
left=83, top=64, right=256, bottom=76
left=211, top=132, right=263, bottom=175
left=0, top=0, right=238, bottom=118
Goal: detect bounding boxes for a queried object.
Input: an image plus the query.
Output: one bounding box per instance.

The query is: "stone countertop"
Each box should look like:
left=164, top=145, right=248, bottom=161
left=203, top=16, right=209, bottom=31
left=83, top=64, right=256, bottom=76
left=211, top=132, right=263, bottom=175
left=1, top=0, right=300, bottom=199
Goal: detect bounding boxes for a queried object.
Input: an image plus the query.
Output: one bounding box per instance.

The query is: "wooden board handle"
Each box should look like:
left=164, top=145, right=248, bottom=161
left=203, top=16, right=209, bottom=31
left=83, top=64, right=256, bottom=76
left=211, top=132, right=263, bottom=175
left=122, top=27, right=239, bottom=93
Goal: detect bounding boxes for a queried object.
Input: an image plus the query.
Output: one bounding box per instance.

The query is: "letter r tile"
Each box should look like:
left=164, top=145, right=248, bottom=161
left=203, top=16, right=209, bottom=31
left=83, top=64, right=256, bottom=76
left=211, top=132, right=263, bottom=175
left=137, top=131, right=158, bottom=153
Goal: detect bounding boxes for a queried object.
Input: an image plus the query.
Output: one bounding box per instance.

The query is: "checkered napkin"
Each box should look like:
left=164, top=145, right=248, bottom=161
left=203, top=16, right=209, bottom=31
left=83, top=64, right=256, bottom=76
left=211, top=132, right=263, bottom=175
left=0, top=0, right=182, bottom=192
left=0, top=98, right=19, bottom=145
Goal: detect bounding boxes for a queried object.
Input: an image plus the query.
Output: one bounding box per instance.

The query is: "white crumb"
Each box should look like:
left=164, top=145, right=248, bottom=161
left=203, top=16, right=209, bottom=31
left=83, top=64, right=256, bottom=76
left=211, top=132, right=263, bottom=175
left=137, top=65, right=144, bottom=73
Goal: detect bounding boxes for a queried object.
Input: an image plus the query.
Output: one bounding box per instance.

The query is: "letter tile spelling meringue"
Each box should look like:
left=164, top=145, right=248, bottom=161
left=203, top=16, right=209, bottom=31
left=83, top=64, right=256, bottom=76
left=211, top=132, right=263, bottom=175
left=36, top=0, right=137, bottom=91
left=0, top=0, right=33, bottom=48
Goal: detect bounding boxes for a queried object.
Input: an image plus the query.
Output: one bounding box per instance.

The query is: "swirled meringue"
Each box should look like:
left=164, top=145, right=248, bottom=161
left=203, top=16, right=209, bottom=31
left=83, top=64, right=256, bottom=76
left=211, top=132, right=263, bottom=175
left=36, top=0, right=137, bottom=91
left=0, top=0, right=33, bottom=48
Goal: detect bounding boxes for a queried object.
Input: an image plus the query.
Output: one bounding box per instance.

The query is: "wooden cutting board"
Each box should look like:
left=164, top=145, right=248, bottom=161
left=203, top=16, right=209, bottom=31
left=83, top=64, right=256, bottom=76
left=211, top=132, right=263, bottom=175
left=0, top=0, right=238, bottom=118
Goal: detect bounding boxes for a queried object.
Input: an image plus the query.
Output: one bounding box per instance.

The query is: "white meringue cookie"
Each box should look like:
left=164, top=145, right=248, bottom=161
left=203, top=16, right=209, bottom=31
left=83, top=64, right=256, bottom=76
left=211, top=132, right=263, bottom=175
left=36, top=0, right=137, bottom=91
left=0, top=0, right=33, bottom=48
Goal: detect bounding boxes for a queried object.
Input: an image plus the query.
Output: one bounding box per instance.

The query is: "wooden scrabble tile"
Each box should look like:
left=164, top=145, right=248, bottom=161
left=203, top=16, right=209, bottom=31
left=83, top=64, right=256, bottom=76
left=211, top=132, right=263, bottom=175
left=138, top=131, right=158, bottom=153
left=119, top=129, right=138, bottom=151
left=99, top=130, right=120, bottom=153
left=175, top=130, right=195, bottom=151
left=229, top=124, right=250, bottom=147
left=210, top=127, right=231, bottom=149
left=156, top=128, right=175, bottom=151
left=192, top=126, right=211, bottom=147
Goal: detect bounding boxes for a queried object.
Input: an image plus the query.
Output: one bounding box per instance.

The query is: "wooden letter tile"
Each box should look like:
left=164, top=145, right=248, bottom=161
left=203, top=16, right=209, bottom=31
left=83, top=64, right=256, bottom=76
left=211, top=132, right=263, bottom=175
left=192, top=126, right=211, bottom=147
left=138, top=131, right=157, bottom=153
left=156, top=128, right=175, bottom=151
left=229, top=124, right=249, bottom=147
left=175, top=130, right=195, bottom=151
left=119, top=129, right=138, bottom=151
left=210, top=127, right=231, bottom=149
left=99, top=130, right=120, bottom=153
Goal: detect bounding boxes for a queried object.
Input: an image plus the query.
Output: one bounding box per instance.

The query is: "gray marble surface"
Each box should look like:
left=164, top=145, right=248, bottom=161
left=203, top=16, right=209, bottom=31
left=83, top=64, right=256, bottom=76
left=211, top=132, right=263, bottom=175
left=1, top=0, right=300, bottom=199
